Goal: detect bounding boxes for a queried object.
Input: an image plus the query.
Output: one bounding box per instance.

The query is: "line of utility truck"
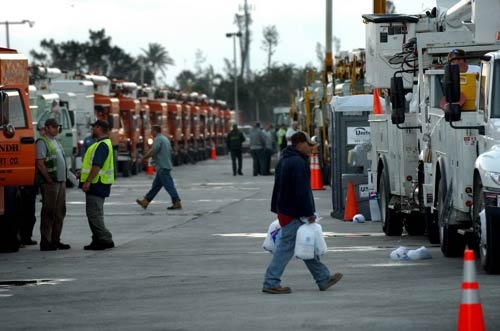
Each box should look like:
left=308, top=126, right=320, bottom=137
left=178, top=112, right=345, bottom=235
left=29, top=67, right=235, bottom=182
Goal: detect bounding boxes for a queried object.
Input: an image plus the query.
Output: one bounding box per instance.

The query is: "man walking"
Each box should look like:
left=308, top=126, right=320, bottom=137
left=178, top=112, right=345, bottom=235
left=35, top=118, right=70, bottom=251
left=262, top=131, right=343, bottom=294
left=226, top=124, right=245, bottom=176
left=80, top=120, right=115, bottom=250
left=136, top=125, right=182, bottom=210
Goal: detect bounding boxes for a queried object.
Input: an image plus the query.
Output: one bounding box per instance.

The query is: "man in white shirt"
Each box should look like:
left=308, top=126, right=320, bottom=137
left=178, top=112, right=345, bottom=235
left=285, top=121, right=298, bottom=146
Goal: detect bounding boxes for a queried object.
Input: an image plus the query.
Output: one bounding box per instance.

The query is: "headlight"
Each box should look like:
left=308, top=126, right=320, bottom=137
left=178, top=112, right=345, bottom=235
left=489, top=172, right=500, bottom=186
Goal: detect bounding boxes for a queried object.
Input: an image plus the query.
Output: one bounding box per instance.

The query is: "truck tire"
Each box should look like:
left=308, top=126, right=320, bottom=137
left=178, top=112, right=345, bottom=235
left=473, top=177, right=500, bottom=274
left=379, top=173, right=403, bottom=236
left=437, top=178, right=464, bottom=257
left=425, top=207, right=440, bottom=244
left=405, top=212, right=426, bottom=236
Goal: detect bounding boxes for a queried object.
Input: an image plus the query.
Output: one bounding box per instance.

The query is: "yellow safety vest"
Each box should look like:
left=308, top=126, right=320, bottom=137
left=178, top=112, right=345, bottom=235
left=80, top=138, right=115, bottom=184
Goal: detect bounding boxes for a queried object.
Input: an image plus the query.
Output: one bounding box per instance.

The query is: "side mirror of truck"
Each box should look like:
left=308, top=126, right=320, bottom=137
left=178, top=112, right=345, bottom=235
left=390, top=76, right=405, bottom=124
left=444, top=64, right=461, bottom=122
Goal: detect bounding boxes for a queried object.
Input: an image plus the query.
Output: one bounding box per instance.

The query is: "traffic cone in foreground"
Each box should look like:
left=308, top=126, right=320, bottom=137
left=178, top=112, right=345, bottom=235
left=310, top=153, right=324, bottom=190
left=210, top=142, right=217, bottom=160
left=457, top=249, right=485, bottom=331
left=373, top=88, right=383, bottom=115
left=146, top=159, right=155, bottom=175
left=343, top=181, right=359, bottom=222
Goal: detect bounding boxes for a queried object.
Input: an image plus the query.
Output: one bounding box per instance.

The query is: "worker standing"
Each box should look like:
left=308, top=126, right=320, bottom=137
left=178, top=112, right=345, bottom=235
left=80, top=120, right=115, bottom=250
left=226, top=124, right=245, bottom=176
left=35, top=118, right=70, bottom=251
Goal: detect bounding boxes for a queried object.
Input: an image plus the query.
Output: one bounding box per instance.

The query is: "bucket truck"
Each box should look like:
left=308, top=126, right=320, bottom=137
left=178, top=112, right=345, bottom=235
left=364, top=0, right=500, bottom=273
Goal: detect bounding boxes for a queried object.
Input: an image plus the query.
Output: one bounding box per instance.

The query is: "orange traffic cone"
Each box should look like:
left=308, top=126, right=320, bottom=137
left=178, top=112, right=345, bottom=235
left=210, top=142, right=217, bottom=160
left=146, top=159, right=155, bottom=175
left=343, top=181, right=359, bottom=222
left=373, top=88, right=384, bottom=115
left=457, top=249, right=485, bottom=331
left=310, top=152, right=324, bottom=190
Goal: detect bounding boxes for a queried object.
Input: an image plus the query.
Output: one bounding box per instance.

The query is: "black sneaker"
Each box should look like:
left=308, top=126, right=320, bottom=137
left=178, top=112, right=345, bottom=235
left=84, top=241, right=115, bottom=251
left=21, top=239, right=37, bottom=246
left=56, top=242, right=71, bottom=250
left=40, top=243, right=57, bottom=251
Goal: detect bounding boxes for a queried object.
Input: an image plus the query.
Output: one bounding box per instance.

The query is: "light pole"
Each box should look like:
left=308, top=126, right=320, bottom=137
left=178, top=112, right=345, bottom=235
left=0, top=20, right=35, bottom=48
left=225, top=32, right=242, bottom=125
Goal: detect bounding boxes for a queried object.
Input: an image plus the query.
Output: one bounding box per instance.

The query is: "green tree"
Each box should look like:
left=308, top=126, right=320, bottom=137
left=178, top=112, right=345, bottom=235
left=141, top=43, right=174, bottom=86
left=261, top=25, right=279, bottom=72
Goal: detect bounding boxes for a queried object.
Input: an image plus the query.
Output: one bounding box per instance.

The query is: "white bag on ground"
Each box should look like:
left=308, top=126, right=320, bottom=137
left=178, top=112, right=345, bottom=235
left=390, top=246, right=410, bottom=260
left=407, top=246, right=432, bottom=260
left=263, top=219, right=281, bottom=253
left=295, top=222, right=327, bottom=260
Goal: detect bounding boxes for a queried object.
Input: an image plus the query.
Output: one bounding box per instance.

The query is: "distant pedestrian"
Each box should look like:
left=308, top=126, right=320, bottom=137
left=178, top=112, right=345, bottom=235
left=18, top=185, right=38, bottom=246
left=249, top=122, right=266, bottom=176
left=80, top=120, right=115, bottom=250
left=285, top=121, right=298, bottom=146
left=136, top=125, right=182, bottom=210
left=277, top=123, right=287, bottom=152
left=262, top=131, right=343, bottom=294
left=35, top=118, right=70, bottom=251
left=262, top=123, right=273, bottom=175
left=226, top=124, right=245, bottom=176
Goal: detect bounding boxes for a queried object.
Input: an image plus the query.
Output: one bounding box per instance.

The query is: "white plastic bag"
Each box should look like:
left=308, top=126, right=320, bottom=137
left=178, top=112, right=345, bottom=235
left=313, top=223, right=327, bottom=256
left=390, top=246, right=410, bottom=260
left=263, top=219, right=281, bottom=253
left=295, top=223, right=315, bottom=260
left=407, top=246, right=432, bottom=260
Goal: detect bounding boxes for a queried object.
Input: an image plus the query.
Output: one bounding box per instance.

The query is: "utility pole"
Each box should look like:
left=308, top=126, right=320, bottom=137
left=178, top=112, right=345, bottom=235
left=0, top=20, right=35, bottom=48
left=226, top=32, right=242, bottom=124
left=238, top=0, right=255, bottom=80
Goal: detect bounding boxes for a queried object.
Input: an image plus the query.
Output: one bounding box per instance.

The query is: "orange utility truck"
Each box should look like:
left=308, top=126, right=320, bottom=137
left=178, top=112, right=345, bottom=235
left=0, top=48, right=36, bottom=252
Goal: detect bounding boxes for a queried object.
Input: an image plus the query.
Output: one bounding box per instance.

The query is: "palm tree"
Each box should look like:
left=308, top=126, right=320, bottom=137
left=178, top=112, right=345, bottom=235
left=141, top=43, right=175, bottom=86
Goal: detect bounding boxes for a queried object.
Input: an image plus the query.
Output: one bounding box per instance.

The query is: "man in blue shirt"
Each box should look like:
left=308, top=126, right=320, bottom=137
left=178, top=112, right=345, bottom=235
left=136, top=125, right=182, bottom=210
left=79, top=120, right=115, bottom=250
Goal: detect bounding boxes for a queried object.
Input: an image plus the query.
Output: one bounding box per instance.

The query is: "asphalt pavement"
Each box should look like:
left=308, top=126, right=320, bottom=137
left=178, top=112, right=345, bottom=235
left=1, top=154, right=499, bottom=331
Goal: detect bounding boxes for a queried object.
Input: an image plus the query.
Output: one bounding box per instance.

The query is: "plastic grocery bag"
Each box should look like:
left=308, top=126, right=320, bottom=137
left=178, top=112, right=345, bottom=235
left=295, top=223, right=315, bottom=260
left=263, top=219, right=281, bottom=253
left=390, top=246, right=410, bottom=260
left=313, top=223, right=327, bottom=256
left=407, top=246, right=432, bottom=260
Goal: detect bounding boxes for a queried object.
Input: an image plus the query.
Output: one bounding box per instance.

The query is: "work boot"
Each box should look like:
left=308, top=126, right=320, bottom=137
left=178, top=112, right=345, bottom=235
left=136, top=198, right=149, bottom=209
left=167, top=201, right=182, bottom=210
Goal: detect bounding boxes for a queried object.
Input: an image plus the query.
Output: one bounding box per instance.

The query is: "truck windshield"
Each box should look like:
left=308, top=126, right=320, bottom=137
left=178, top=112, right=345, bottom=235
left=0, top=90, right=28, bottom=129
left=491, top=59, right=500, bottom=119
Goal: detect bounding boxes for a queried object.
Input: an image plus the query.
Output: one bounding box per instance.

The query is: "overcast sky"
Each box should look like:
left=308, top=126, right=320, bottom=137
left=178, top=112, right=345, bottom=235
left=3, top=0, right=436, bottom=85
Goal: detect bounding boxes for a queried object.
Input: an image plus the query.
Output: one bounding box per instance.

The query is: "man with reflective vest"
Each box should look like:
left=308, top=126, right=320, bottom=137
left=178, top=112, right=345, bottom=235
left=79, top=120, right=115, bottom=250
left=35, top=118, right=70, bottom=251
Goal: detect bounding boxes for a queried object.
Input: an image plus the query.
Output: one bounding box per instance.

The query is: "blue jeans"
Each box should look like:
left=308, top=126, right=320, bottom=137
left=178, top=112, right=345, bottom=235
left=145, top=168, right=180, bottom=203
left=263, top=218, right=331, bottom=289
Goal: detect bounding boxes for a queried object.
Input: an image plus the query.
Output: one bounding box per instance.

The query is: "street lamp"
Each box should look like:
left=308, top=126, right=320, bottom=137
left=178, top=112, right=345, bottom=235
left=225, top=31, right=242, bottom=125
left=0, top=20, right=35, bottom=48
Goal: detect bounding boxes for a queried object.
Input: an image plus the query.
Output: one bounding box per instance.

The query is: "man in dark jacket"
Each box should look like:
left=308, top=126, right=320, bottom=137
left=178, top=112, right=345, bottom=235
left=226, top=124, right=246, bottom=176
left=262, top=131, right=343, bottom=294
